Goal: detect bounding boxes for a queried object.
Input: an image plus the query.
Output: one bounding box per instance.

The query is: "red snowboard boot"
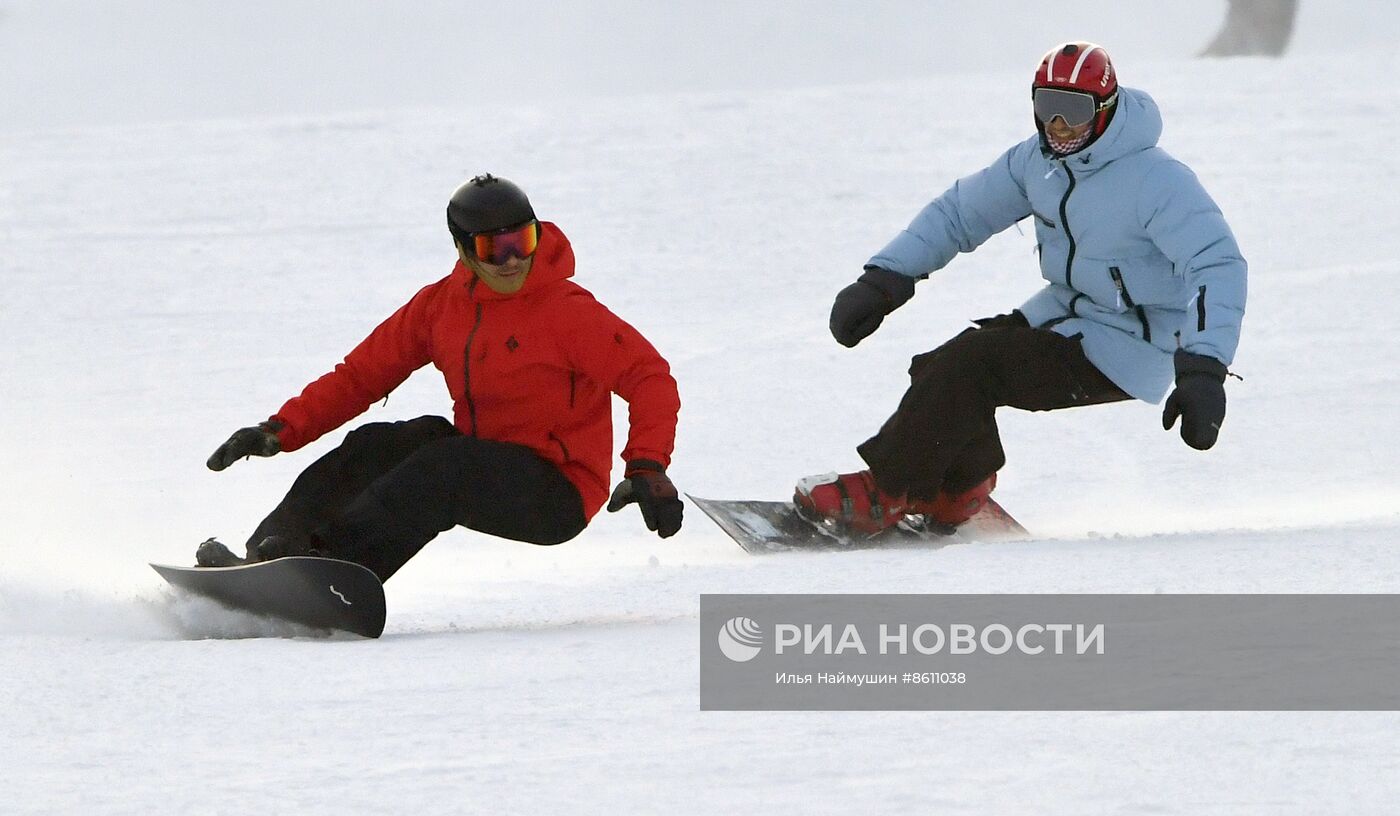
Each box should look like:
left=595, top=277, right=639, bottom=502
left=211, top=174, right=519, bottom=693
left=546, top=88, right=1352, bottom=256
left=907, top=473, right=997, bottom=526
left=794, top=470, right=998, bottom=534
left=793, top=470, right=908, bottom=534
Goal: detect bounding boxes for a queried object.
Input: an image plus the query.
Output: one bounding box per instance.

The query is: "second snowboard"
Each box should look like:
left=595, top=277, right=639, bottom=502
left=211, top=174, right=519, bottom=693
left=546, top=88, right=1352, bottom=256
left=688, top=494, right=1028, bottom=554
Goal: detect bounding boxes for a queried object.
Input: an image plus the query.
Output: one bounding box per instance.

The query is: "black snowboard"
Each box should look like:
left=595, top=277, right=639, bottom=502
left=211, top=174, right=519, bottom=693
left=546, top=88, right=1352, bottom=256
left=688, top=494, right=1029, bottom=554
left=151, top=556, right=386, bottom=638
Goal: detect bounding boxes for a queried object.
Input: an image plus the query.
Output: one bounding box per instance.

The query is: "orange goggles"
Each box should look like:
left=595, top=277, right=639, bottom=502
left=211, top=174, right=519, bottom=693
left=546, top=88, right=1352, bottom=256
left=471, top=221, right=540, bottom=264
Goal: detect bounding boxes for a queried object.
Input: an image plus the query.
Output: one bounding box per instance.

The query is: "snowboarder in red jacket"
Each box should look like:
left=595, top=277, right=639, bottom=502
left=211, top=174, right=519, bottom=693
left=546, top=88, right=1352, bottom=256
left=197, top=175, right=683, bottom=581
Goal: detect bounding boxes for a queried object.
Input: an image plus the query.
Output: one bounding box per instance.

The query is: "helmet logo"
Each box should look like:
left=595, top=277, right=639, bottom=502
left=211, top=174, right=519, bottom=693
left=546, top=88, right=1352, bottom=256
left=1038, top=41, right=1114, bottom=94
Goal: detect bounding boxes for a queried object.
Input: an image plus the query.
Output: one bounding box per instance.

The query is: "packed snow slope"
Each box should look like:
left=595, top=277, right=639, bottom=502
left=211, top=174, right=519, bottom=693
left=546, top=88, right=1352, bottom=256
left=4, top=39, right=1400, bottom=816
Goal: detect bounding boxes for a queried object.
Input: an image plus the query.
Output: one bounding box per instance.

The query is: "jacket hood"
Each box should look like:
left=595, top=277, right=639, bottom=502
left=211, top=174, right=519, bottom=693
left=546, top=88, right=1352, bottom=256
left=1053, top=87, right=1162, bottom=172
left=452, top=220, right=575, bottom=301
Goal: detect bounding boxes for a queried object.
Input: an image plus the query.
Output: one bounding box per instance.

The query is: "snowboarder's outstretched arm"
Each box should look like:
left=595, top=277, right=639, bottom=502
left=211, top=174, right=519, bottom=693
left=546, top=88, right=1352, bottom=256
left=830, top=142, right=1035, bottom=347
left=207, top=284, right=437, bottom=470
left=272, top=286, right=437, bottom=453
left=867, top=142, right=1035, bottom=279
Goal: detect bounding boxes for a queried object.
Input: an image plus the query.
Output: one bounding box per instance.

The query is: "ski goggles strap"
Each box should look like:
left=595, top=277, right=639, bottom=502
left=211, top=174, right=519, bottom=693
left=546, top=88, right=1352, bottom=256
left=1033, top=87, right=1115, bottom=127
left=470, top=221, right=540, bottom=264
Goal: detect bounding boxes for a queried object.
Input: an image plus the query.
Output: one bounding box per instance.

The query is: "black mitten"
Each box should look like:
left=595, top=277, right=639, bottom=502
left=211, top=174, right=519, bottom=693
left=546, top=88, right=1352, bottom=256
left=1162, top=351, right=1228, bottom=451
left=207, top=420, right=284, bottom=471
left=829, top=266, right=917, bottom=347
left=972, top=310, right=1030, bottom=330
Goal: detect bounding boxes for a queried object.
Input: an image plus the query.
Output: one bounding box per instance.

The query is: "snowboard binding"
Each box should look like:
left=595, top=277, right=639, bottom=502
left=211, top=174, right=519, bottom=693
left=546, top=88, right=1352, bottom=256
left=792, top=469, right=997, bottom=536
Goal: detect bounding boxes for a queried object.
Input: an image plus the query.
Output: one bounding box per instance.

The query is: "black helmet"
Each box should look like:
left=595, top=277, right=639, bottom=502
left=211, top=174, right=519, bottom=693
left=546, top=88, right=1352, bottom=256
left=446, top=174, right=536, bottom=245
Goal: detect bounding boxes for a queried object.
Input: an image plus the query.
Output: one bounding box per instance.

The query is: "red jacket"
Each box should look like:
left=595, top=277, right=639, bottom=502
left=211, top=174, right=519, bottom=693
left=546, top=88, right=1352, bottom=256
left=269, top=222, right=680, bottom=519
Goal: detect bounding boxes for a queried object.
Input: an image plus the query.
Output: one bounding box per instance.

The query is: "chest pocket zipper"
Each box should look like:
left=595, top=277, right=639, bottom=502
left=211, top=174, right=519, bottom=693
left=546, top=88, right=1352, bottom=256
left=1109, top=266, right=1152, bottom=343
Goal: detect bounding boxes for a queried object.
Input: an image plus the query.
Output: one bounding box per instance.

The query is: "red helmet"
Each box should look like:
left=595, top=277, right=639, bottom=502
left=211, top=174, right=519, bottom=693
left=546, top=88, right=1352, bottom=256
left=1031, top=42, right=1118, bottom=154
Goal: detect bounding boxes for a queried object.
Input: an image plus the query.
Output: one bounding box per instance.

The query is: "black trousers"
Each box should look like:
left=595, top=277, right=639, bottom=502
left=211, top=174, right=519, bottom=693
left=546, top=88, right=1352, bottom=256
left=857, top=325, right=1130, bottom=502
left=247, top=416, right=587, bottom=582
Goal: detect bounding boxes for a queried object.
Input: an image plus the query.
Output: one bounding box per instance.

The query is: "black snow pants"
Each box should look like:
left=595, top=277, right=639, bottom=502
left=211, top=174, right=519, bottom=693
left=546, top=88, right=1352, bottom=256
left=857, top=323, right=1130, bottom=502
left=246, top=415, right=587, bottom=582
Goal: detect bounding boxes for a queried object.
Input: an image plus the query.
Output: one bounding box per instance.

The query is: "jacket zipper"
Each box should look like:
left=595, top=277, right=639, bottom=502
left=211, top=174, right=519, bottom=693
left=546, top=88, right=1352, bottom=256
left=462, top=279, right=483, bottom=436
left=1109, top=266, right=1152, bottom=342
left=1059, top=164, right=1077, bottom=288
left=1108, top=266, right=1134, bottom=309
left=1196, top=285, right=1208, bottom=331
left=568, top=370, right=576, bottom=409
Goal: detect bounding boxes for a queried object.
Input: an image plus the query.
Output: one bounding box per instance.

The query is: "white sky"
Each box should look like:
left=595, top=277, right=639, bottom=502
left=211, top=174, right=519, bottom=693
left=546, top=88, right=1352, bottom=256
left=0, top=0, right=1336, bottom=131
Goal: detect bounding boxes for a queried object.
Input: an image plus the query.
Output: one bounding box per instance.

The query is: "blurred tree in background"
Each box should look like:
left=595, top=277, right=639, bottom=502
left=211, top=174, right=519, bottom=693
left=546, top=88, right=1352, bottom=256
left=1202, top=0, right=1299, bottom=56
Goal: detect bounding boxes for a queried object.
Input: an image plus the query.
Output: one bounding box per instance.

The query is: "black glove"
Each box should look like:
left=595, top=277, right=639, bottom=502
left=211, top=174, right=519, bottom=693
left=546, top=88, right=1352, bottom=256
left=606, top=459, right=683, bottom=538
left=207, top=420, right=284, bottom=471
left=252, top=534, right=321, bottom=562
left=972, top=310, right=1030, bottom=330
left=1162, top=351, right=1228, bottom=451
left=829, top=266, right=917, bottom=348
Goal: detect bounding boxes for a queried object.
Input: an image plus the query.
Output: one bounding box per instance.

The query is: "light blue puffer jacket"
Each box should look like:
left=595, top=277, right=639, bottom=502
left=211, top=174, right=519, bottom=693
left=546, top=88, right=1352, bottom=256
left=868, top=87, right=1246, bottom=403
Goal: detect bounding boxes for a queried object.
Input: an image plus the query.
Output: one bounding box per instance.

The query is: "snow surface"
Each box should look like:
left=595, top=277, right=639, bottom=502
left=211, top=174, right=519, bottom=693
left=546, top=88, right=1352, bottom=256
left=4, top=3, right=1400, bottom=813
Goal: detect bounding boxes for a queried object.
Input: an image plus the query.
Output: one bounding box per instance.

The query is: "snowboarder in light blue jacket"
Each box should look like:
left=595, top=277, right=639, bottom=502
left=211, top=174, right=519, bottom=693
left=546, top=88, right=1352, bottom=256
left=796, top=42, right=1247, bottom=535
